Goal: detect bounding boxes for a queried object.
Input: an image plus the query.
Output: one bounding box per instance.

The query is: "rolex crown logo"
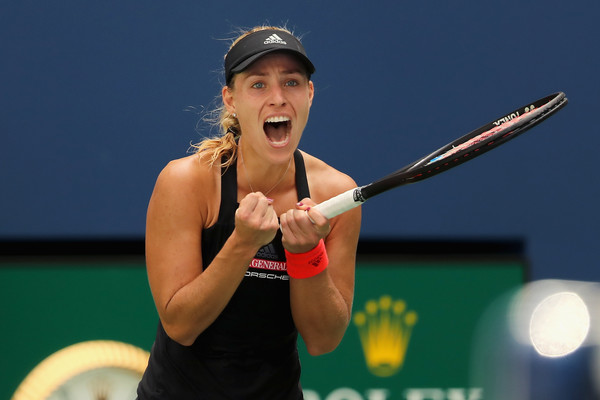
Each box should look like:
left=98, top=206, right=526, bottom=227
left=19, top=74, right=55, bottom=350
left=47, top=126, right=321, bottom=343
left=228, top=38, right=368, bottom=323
left=353, top=295, right=418, bottom=377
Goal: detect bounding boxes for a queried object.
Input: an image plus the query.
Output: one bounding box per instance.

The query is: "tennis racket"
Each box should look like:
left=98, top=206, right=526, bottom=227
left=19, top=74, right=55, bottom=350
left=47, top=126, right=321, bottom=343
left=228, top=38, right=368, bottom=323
left=314, top=92, right=568, bottom=218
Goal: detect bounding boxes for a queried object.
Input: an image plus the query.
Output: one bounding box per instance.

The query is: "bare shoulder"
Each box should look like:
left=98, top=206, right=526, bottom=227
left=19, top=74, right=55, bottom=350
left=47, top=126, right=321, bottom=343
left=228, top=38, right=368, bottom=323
left=151, top=153, right=221, bottom=227
left=158, top=153, right=211, bottom=179
left=153, top=154, right=215, bottom=194
left=299, top=150, right=357, bottom=203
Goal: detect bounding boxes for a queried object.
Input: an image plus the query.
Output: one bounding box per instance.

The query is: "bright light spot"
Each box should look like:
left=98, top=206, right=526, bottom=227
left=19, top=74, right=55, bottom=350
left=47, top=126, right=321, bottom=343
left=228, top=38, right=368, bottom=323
left=529, top=291, right=590, bottom=357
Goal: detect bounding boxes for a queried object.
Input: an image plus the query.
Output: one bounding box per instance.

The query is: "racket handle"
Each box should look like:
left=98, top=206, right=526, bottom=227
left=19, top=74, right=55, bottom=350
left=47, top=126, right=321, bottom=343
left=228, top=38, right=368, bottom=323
left=313, top=187, right=365, bottom=219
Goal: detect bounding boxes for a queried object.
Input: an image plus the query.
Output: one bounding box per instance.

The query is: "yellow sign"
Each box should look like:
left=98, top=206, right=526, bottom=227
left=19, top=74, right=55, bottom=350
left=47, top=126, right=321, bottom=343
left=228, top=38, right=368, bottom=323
left=353, top=295, right=418, bottom=377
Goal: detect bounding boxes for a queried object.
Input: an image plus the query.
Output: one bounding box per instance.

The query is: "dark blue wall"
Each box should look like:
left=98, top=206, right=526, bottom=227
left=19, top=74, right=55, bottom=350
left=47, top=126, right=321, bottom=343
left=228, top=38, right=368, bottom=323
left=2, top=1, right=598, bottom=281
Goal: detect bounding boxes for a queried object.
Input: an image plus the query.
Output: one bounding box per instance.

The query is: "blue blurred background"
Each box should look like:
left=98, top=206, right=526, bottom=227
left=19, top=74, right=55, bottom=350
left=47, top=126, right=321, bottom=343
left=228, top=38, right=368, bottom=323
left=1, top=0, right=598, bottom=282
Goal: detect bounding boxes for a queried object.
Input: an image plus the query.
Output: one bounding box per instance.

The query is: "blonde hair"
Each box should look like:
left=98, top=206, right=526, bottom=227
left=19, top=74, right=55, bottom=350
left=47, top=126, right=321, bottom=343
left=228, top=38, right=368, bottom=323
left=191, top=26, right=297, bottom=168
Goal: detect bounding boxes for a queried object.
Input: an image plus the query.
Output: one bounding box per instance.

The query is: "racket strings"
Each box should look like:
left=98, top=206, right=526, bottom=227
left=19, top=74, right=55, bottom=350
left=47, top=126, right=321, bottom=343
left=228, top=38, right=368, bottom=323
left=426, top=110, right=534, bottom=165
left=356, top=93, right=566, bottom=201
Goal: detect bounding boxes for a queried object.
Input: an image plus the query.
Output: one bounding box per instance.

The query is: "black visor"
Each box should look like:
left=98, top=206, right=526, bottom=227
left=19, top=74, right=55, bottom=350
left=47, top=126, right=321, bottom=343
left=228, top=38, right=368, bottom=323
left=224, top=29, right=315, bottom=85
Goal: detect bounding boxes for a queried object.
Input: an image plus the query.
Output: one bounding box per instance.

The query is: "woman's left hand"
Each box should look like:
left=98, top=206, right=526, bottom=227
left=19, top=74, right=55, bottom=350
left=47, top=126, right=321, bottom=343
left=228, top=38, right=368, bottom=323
left=280, top=198, right=331, bottom=253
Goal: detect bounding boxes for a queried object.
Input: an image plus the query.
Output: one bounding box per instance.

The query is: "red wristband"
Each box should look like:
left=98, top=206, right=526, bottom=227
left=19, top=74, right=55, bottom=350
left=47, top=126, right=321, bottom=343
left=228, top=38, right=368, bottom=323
left=285, top=239, right=329, bottom=279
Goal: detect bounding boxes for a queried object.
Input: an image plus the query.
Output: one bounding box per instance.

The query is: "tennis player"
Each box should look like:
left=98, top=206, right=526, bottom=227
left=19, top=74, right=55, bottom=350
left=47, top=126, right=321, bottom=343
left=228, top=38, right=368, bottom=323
left=136, top=26, right=361, bottom=399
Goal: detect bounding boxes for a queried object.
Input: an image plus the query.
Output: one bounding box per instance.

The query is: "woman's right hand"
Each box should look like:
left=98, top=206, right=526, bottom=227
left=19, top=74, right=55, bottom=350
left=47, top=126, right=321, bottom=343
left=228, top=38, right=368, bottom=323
left=234, top=192, right=279, bottom=249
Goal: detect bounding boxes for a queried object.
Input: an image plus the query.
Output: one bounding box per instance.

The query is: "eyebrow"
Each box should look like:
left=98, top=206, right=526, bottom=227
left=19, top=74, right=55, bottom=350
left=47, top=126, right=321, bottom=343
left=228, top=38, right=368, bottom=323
left=245, top=68, right=305, bottom=78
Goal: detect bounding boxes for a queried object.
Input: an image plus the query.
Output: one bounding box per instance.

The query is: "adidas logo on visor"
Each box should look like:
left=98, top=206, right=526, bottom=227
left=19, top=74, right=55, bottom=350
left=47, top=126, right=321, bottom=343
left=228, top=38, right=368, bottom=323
left=264, top=34, right=287, bottom=45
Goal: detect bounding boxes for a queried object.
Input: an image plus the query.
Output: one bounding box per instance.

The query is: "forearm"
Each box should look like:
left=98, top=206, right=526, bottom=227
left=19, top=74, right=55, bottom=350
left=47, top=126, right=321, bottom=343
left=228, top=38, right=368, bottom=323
left=159, top=231, right=259, bottom=345
left=289, top=270, right=352, bottom=355
left=147, top=163, right=280, bottom=346
left=281, top=200, right=359, bottom=356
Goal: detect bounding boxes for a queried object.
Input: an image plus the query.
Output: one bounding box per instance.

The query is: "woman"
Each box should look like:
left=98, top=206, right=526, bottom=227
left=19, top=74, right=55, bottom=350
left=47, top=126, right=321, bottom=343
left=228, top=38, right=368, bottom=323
left=137, top=26, right=361, bottom=399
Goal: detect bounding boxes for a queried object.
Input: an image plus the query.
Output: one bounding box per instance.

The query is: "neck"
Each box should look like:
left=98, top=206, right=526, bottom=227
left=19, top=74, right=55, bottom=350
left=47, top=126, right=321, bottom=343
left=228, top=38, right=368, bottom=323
left=238, top=140, right=294, bottom=196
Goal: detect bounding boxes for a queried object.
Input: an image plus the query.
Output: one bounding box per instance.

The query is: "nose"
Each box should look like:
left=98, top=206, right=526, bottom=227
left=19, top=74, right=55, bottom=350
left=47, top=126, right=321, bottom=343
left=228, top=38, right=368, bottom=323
left=268, top=85, right=286, bottom=107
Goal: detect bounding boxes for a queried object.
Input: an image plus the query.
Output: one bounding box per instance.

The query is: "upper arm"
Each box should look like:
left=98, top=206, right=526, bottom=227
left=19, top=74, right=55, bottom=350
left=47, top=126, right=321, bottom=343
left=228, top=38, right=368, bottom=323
left=145, top=157, right=217, bottom=319
left=323, top=183, right=361, bottom=315
left=309, top=163, right=362, bottom=315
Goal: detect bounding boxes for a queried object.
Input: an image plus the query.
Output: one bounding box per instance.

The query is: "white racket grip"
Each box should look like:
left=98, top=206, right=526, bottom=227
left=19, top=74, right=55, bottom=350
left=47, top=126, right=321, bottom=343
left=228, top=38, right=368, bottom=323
left=313, top=187, right=365, bottom=219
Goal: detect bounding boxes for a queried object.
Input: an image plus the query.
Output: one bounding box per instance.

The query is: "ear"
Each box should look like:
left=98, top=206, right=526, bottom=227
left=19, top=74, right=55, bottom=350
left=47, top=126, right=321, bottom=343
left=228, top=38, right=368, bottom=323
left=222, top=85, right=235, bottom=114
left=308, top=80, right=314, bottom=108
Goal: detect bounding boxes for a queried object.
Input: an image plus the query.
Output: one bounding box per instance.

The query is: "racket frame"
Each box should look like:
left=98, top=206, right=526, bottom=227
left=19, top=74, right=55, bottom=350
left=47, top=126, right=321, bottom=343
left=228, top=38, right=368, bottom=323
left=314, top=92, right=567, bottom=219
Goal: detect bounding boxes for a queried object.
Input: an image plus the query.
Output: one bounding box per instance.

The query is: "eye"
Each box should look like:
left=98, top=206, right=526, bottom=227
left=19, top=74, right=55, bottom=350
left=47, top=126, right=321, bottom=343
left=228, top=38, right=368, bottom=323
left=251, top=81, right=265, bottom=89
left=285, top=80, right=299, bottom=87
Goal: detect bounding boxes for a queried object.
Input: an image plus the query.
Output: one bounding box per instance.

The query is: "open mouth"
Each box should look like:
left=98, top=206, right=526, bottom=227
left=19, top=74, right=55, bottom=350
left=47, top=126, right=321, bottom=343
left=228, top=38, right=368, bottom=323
left=263, top=116, right=291, bottom=147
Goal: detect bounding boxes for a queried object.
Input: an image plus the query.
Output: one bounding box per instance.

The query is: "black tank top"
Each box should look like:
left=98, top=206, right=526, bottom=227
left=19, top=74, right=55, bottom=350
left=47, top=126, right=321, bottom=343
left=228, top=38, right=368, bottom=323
left=137, top=150, right=310, bottom=399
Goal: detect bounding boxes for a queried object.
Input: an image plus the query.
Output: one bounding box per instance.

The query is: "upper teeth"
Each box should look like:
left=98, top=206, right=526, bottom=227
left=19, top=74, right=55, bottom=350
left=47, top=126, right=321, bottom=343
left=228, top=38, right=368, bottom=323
left=265, top=116, right=290, bottom=123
